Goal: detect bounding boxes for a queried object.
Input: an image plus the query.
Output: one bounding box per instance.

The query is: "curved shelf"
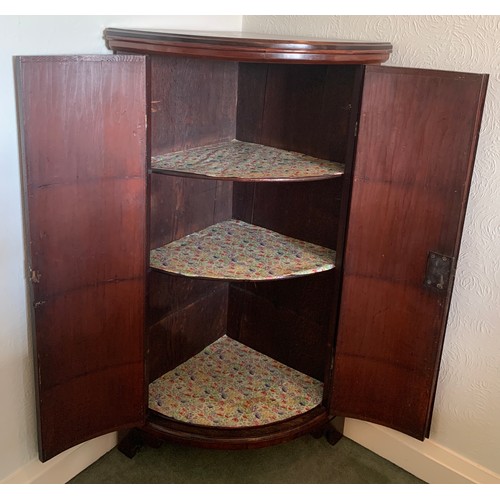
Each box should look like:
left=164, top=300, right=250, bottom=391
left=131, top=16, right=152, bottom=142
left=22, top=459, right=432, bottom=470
left=149, top=335, right=324, bottom=428
left=151, top=140, right=344, bottom=182
left=149, top=219, right=336, bottom=281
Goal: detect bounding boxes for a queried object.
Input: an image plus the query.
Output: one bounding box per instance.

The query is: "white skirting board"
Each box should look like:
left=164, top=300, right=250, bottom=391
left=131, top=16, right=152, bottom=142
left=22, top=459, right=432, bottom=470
left=1, top=432, right=117, bottom=484
left=344, top=418, right=500, bottom=484
left=4, top=422, right=500, bottom=484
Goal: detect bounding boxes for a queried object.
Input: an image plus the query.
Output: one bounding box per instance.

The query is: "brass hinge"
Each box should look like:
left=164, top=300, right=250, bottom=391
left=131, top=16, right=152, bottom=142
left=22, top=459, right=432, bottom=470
left=29, top=269, right=41, bottom=283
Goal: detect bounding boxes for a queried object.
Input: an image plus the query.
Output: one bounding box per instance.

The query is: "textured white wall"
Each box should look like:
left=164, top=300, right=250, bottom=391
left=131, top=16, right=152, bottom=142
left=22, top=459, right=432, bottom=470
left=243, top=15, right=500, bottom=475
left=0, top=14, right=242, bottom=482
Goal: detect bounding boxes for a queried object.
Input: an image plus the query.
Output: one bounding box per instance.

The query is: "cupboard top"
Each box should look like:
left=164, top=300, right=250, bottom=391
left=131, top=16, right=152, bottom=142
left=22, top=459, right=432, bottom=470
left=104, top=28, right=392, bottom=64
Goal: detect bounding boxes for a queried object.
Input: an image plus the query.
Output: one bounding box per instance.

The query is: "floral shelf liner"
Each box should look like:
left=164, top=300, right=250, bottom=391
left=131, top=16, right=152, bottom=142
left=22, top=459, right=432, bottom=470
left=149, top=335, right=324, bottom=427
left=151, top=140, right=344, bottom=180
left=150, top=219, right=336, bottom=281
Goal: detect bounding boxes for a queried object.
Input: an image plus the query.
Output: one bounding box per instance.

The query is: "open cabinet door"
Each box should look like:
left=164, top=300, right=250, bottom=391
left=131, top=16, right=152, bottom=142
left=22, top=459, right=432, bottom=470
left=16, top=56, right=148, bottom=461
left=331, top=66, right=488, bottom=439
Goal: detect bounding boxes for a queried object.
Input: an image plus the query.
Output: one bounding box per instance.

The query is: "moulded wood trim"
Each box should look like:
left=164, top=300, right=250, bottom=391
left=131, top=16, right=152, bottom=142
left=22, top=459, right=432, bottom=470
left=145, top=406, right=330, bottom=449
left=104, top=28, right=392, bottom=64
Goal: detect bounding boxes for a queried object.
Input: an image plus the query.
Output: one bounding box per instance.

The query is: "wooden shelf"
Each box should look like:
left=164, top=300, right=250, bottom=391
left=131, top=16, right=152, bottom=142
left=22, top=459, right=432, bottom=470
left=149, top=335, right=323, bottom=427
left=149, top=219, right=336, bottom=281
left=151, top=140, right=344, bottom=182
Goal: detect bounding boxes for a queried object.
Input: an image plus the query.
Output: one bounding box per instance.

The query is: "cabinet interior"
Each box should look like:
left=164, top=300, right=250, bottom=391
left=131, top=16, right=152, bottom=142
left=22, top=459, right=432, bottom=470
left=147, top=54, right=360, bottom=426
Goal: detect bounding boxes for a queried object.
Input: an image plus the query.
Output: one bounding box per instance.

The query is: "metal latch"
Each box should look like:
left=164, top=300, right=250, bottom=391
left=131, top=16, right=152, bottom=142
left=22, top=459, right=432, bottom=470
left=424, top=252, right=454, bottom=291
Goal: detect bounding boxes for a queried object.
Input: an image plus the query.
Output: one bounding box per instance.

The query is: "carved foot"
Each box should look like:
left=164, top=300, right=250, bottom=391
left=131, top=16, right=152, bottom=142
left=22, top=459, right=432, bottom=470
left=310, top=428, right=325, bottom=439
left=142, top=433, right=163, bottom=449
left=325, top=426, right=343, bottom=446
left=117, top=429, right=144, bottom=459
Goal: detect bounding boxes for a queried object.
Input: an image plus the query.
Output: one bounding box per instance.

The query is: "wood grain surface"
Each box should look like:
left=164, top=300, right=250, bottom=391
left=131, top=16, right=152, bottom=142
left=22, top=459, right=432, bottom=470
left=331, top=66, right=489, bottom=439
left=17, top=56, right=149, bottom=461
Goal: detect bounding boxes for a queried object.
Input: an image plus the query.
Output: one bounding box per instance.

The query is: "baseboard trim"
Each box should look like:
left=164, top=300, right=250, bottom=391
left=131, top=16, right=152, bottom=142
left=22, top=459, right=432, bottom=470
left=1, top=432, right=117, bottom=484
left=344, top=418, right=500, bottom=484
left=4, top=423, right=499, bottom=484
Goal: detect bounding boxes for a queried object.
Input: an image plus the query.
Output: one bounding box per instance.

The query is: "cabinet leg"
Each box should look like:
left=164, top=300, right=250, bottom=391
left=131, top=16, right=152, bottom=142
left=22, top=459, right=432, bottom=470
left=325, top=426, right=343, bottom=446
left=310, top=428, right=325, bottom=439
left=325, top=416, right=344, bottom=447
left=117, top=429, right=144, bottom=459
left=142, top=432, right=163, bottom=449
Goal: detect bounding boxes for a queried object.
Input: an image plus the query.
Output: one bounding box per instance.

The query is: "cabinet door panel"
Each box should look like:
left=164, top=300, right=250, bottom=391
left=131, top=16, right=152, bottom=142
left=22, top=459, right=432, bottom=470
left=331, top=66, right=488, bottom=439
left=17, top=56, right=148, bottom=461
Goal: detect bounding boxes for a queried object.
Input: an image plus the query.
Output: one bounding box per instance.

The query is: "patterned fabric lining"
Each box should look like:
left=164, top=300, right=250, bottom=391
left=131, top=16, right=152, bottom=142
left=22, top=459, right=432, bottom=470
left=150, top=219, right=336, bottom=280
left=152, top=140, right=344, bottom=180
left=149, top=335, right=324, bottom=427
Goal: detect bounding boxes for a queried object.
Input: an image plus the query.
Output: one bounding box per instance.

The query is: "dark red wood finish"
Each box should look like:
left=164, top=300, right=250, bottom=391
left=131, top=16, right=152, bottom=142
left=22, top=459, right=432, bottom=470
left=105, top=28, right=392, bottom=65
left=148, top=171, right=233, bottom=383
left=150, top=55, right=238, bottom=155
left=16, top=56, right=149, bottom=461
left=148, top=282, right=228, bottom=382
left=18, top=30, right=489, bottom=460
left=228, top=273, right=336, bottom=380
left=143, top=56, right=364, bottom=448
left=236, top=64, right=358, bottom=163
left=331, top=66, right=489, bottom=439
left=149, top=173, right=233, bottom=250
left=147, top=59, right=359, bottom=393
left=145, top=406, right=330, bottom=449
left=232, top=179, right=343, bottom=248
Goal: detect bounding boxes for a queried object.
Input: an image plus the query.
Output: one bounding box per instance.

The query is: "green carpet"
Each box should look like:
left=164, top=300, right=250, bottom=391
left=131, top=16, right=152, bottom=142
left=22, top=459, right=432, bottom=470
left=68, top=435, right=424, bottom=484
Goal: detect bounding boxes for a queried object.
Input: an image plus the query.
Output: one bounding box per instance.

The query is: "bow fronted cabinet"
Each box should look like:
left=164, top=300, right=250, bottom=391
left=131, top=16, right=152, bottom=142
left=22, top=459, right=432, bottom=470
left=15, top=29, right=488, bottom=462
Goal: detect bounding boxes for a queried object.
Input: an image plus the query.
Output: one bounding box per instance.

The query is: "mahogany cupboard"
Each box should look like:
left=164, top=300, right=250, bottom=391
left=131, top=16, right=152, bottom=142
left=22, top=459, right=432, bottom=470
left=15, top=30, right=488, bottom=462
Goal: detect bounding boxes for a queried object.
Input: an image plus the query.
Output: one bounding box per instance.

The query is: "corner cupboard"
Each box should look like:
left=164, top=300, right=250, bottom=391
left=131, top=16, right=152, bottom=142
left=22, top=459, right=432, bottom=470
left=16, top=29, right=488, bottom=461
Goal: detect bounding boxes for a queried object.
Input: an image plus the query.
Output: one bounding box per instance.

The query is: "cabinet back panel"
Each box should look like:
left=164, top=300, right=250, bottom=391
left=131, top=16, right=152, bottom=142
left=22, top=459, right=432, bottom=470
left=232, top=179, right=342, bottom=249
left=150, top=173, right=233, bottom=249
left=148, top=173, right=232, bottom=381
left=148, top=271, right=225, bottom=326
left=151, top=55, right=238, bottom=155
left=148, top=284, right=228, bottom=382
left=236, top=64, right=358, bottom=163
left=227, top=271, right=336, bottom=381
